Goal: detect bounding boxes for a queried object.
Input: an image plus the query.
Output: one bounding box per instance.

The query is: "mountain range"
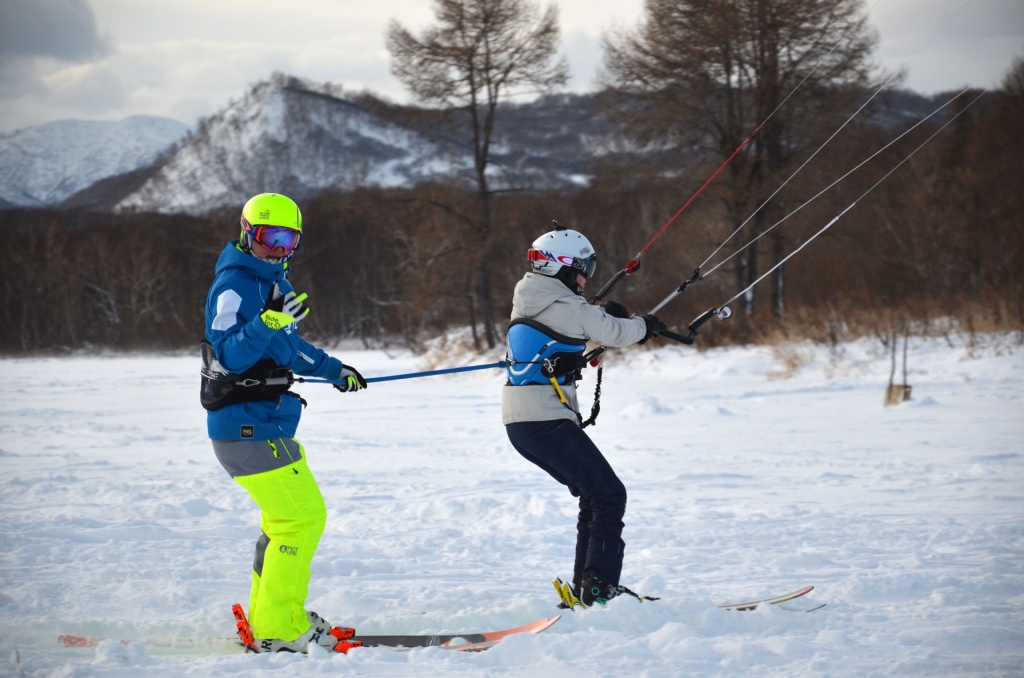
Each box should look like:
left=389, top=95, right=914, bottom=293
left=0, top=115, right=189, bottom=209
left=0, top=73, right=945, bottom=215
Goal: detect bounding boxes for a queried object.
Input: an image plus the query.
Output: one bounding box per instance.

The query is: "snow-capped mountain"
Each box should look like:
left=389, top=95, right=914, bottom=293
left=0, top=73, right=628, bottom=215
left=115, top=75, right=465, bottom=215
left=114, top=74, right=627, bottom=215
left=0, top=71, right=944, bottom=215
left=0, top=116, right=189, bottom=208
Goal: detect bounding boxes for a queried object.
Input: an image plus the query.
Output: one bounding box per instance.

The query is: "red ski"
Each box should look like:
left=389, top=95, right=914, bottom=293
left=58, top=609, right=560, bottom=654
left=346, top=614, right=560, bottom=651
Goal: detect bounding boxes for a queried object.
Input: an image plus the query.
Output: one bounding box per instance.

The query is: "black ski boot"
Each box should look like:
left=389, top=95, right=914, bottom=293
left=580, top=575, right=624, bottom=607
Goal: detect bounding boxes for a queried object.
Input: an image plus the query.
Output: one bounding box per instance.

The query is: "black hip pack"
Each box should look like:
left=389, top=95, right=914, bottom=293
left=200, top=339, right=297, bottom=411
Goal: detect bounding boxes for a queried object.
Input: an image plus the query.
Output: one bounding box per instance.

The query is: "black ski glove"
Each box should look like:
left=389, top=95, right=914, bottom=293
left=638, top=314, right=667, bottom=345
left=334, top=365, right=368, bottom=392
left=601, top=300, right=630, bottom=319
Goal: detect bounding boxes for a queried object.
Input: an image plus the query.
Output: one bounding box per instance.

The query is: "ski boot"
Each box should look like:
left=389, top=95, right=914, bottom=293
left=232, top=604, right=361, bottom=653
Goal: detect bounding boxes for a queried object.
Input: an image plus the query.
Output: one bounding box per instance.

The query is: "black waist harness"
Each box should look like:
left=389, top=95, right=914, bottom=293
left=200, top=340, right=297, bottom=411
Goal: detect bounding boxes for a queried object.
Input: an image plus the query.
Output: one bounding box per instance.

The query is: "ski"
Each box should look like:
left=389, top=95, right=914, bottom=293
left=233, top=603, right=560, bottom=653
left=58, top=611, right=561, bottom=654
left=554, top=578, right=821, bottom=612
left=57, top=634, right=237, bottom=653
left=717, top=585, right=818, bottom=611
left=778, top=601, right=828, bottom=613
left=347, top=614, right=560, bottom=651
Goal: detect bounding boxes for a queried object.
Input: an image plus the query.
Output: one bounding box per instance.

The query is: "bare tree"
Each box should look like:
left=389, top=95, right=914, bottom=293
left=387, top=0, right=568, bottom=349
left=1003, top=54, right=1024, bottom=96
left=603, top=0, right=878, bottom=319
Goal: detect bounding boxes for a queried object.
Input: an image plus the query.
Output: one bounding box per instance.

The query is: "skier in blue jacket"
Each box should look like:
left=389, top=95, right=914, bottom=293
left=202, top=193, right=365, bottom=653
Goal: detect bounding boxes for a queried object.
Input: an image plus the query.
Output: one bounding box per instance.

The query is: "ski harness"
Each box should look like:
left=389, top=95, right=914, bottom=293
left=200, top=339, right=306, bottom=411
left=505, top=318, right=605, bottom=428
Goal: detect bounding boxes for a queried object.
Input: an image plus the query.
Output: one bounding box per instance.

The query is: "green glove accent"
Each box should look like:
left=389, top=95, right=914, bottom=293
left=334, top=366, right=367, bottom=393
left=260, top=283, right=310, bottom=330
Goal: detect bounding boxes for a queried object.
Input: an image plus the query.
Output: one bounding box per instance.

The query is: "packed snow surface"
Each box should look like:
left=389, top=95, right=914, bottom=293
left=1, top=335, right=1022, bottom=676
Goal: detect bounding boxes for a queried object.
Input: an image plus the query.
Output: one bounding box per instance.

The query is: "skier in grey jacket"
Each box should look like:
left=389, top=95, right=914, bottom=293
left=503, top=226, right=665, bottom=608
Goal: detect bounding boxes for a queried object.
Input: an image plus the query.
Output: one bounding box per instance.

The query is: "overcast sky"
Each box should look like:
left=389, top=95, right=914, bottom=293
left=0, top=0, right=1021, bottom=134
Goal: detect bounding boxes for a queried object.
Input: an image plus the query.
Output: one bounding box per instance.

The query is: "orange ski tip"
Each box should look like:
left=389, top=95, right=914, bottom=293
left=58, top=634, right=96, bottom=648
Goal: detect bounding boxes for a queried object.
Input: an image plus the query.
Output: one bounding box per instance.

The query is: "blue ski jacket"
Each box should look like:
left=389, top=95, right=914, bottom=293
left=204, top=240, right=343, bottom=441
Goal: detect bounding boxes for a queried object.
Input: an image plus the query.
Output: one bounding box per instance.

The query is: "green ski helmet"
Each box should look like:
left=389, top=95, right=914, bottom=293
left=239, top=193, right=303, bottom=263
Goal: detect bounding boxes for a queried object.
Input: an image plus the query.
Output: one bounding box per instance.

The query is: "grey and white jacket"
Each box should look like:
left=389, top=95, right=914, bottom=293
left=501, top=273, right=647, bottom=425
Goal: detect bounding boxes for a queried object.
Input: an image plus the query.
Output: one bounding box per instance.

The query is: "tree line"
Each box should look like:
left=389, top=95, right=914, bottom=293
left=2, top=83, right=1021, bottom=355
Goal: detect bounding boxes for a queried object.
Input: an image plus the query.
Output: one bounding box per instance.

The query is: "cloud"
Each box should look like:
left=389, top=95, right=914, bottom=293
left=0, top=0, right=109, bottom=61
left=43, top=64, right=128, bottom=113
left=0, top=0, right=111, bottom=118
left=1, top=0, right=1019, bottom=134
left=561, top=29, right=603, bottom=92
left=868, top=0, right=1024, bottom=94
left=0, top=58, right=47, bottom=100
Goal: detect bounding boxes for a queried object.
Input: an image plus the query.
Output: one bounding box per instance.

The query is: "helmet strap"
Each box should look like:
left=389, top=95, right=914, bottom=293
left=555, top=266, right=583, bottom=295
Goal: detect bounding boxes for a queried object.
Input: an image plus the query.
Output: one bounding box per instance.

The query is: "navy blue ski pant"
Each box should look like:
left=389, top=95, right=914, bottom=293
left=506, top=419, right=627, bottom=585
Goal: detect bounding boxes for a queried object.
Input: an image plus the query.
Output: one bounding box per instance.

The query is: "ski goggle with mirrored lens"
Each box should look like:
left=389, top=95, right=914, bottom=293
left=576, top=253, right=598, bottom=278
left=243, top=219, right=302, bottom=253
left=528, top=249, right=598, bottom=278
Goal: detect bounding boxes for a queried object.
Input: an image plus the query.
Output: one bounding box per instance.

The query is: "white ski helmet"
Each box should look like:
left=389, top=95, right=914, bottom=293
left=528, top=224, right=597, bottom=293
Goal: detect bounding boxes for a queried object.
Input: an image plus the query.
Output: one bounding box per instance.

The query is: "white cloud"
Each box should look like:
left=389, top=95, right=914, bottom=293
left=868, top=0, right=1024, bottom=93
left=42, top=62, right=128, bottom=112
left=0, top=0, right=108, bottom=61
left=0, top=0, right=1019, bottom=133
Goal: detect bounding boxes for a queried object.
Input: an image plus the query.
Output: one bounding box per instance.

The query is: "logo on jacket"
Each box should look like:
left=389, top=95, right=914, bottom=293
left=240, top=425, right=254, bottom=438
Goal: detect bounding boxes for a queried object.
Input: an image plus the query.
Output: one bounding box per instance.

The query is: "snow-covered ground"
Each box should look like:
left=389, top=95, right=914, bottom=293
left=2, top=335, right=1022, bottom=676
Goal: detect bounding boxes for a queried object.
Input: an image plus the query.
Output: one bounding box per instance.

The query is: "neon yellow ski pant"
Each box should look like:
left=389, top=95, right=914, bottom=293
left=234, top=449, right=326, bottom=641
